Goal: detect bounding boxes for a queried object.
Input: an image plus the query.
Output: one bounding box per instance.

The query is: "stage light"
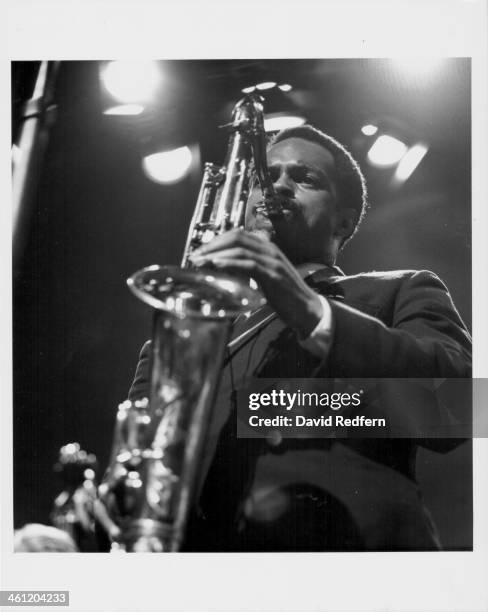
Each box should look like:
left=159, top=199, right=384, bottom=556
left=11, top=144, right=21, bottom=170
left=391, top=57, right=444, bottom=78
left=100, top=61, right=160, bottom=104
left=264, top=114, right=306, bottom=132
left=393, top=143, right=428, bottom=183
left=278, top=84, right=292, bottom=92
left=367, top=134, right=408, bottom=167
left=142, top=146, right=193, bottom=184
left=103, top=104, right=145, bottom=116
left=242, top=86, right=256, bottom=94
left=256, top=81, right=277, bottom=91
left=361, top=124, right=378, bottom=136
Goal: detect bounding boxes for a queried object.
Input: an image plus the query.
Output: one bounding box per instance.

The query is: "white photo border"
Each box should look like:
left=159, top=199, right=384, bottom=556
left=2, top=1, right=487, bottom=611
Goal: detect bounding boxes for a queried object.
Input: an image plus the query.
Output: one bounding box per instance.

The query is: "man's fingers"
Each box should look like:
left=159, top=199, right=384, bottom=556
left=193, top=228, right=274, bottom=257
left=192, top=247, right=261, bottom=266
left=209, top=255, right=284, bottom=284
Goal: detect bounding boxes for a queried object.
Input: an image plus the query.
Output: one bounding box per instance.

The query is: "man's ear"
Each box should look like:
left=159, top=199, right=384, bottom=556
left=334, top=207, right=357, bottom=241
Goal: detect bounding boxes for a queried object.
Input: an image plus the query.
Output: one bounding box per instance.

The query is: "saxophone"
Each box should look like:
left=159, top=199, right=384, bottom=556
left=98, top=94, right=282, bottom=552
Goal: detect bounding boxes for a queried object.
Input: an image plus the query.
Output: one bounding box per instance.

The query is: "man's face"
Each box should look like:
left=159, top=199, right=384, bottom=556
left=245, top=137, right=341, bottom=264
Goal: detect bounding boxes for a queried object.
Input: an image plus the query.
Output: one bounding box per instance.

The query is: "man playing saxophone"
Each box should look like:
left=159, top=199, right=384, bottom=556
left=129, top=125, right=471, bottom=551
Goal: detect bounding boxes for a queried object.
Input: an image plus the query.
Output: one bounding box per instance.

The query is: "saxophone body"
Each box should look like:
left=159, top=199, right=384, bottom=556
left=99, top=94, right=280, bottom=552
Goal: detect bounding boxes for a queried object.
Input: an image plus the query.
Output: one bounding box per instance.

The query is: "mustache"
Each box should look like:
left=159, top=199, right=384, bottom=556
left=253, top=196, right=298, bottom=215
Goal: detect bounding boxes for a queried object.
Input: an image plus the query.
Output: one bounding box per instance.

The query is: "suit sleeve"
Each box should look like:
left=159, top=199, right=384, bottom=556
left=327, top=270, right=471, bottom=378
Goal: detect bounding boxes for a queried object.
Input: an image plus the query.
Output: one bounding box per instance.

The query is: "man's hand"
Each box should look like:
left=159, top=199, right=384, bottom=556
left=190, top=228, right=324, bottom=338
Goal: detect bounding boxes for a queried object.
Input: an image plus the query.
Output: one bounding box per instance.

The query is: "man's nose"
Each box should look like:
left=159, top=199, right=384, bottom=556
left=273, top=172, right=294, bottom=198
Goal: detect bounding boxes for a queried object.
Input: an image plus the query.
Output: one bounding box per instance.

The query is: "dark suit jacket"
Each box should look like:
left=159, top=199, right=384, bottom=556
left=129, top=268, right=472, bottom=551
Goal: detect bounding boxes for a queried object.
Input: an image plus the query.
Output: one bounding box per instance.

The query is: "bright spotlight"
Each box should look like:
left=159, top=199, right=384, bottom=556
left=242, top=86, right=256, bottom=94
left=361, top=124, right=378, bottom=136
left=100, top=61, right=160, bottom=104
left=11, top=144, right=21, bottom=170
left=103, top=104, right=145, bottom=116
left=391, top=57, right=444, bottom=78
left=255, top=81, right=277, bottom=91
left=278, top=84, right=293, bottom=92
left=142, top=146, right=193, bottom=184
left=264, top=114, right=306, bottom=132
left=367, top=134, right=408, bottom=167
left=394, top=143, right=428, bottom=183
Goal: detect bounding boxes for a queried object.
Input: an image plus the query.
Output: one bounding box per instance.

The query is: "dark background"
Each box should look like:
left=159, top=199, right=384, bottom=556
left=12, top=59, right=472, bottom=549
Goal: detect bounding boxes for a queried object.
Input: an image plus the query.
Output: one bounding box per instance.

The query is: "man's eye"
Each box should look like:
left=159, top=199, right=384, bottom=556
left=294, top=169, right=317, bottom=185
left=269, top=167, right=280, bottom=182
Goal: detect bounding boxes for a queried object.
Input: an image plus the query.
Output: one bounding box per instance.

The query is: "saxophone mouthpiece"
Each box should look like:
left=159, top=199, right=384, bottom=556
left=255, top=196, right=285, bottom=219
